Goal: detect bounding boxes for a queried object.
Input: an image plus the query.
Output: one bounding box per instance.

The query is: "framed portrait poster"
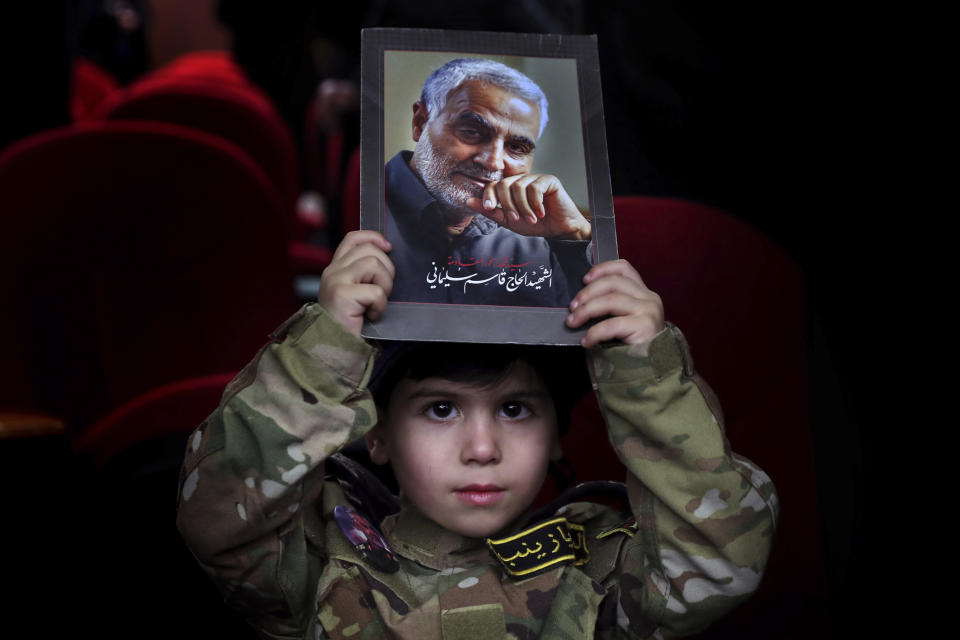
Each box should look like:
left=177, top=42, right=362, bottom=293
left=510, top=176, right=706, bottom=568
left=360, top=28, right=617, bottom=344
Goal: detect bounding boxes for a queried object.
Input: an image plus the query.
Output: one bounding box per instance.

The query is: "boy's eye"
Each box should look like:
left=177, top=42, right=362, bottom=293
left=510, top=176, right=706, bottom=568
left=425, top=402, right=459, bottom=420
left=500, top=401, right=531, bottom=420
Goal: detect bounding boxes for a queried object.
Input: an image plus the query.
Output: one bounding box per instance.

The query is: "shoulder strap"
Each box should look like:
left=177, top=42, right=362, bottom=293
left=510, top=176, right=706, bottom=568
left=523, top=480, right=630, bottom=527
left=325, top=452, right=400, bottom=526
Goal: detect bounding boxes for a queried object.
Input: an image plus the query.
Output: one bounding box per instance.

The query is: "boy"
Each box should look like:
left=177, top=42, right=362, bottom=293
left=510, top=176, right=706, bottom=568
left=177, top=231, right=778, bottom=639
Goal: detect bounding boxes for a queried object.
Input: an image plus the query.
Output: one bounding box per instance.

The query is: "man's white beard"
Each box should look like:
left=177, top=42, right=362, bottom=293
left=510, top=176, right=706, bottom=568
left=412, top=125, right=501, bottom=217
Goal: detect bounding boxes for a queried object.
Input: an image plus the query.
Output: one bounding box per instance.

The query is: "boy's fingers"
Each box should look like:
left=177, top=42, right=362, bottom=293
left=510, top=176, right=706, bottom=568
left=318, top=232, right=395, bottom=335
left=329, top=283, right=389, bottom=332
left=335, top=243, right=396, bottom=281
left=567, top=292, right=660, bottom=328
left=367, top=260, right=395, bottom=297
left=580, top=316, right=627, bottom=348
left=580, top=314, right=663, bottom=347
left=331, top=230, right=392, bottom=262
left=566, top=258, right=665, bottom=347
left=582, top=259, right=643, bottom=285
left=329, top=254, right=394, bottom=297
left=349, top=283, right=389, bottom=319
left=571, top=274, right=654, bottom=311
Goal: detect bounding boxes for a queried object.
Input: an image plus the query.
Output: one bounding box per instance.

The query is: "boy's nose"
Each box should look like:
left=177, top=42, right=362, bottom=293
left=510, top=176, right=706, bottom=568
left=460, top=418, right=501, bottom=465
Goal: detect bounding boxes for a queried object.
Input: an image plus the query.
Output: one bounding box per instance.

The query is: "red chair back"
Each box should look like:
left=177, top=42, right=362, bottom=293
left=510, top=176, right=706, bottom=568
left=0, top=120, right=298, bottom=433
left=149, top=50, right=248, bottom=86
left=74, top=372, right=235, bottom=466
left=94, top=54, right=300, bottom=221
left=70, top=57, right=120, bottom=122
left=548, top=196, right=823, bottom=637
left=66, top=372, right=257, bottom=639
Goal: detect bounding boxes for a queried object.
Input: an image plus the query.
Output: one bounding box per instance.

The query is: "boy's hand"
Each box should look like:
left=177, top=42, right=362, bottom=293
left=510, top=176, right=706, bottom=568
left=565, top=259, right=664, bottom=348
left=317, top=230, right=394, bottom=336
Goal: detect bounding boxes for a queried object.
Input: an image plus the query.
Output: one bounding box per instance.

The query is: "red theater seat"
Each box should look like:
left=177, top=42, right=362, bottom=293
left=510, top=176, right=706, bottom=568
left=93, top=54, right=302, bottom=232
left=550, top=196, right=824, bottom=638
left=149, top=50, right=248, bottom=87
left=74, top=372, right=234, bottom=467
left=68, top=372, right=259, bottom=639
left=70, top=57, right=120, bottom=122
left=0, top=120, right=298, bottom=435
left=93, top=53, right=332, bottom=273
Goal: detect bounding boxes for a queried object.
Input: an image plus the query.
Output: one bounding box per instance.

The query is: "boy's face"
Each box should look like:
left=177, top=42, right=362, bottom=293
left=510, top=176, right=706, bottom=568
left=367, top=361, right=560, bottom=538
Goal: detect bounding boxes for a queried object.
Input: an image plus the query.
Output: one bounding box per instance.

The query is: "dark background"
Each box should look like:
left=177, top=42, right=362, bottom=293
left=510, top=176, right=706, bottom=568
left=2, top=1, right=894, bottom=636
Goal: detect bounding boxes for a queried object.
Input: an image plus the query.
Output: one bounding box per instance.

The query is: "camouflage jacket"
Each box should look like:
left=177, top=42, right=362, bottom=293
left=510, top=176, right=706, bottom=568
left=176, top=304, right=778, bottom=639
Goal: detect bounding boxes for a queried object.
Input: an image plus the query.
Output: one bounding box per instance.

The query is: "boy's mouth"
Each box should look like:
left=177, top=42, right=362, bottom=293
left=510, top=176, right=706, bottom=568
left=455, top=484, right=505, bottom=506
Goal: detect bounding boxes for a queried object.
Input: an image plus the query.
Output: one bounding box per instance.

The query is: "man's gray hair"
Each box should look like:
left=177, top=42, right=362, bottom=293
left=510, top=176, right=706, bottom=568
left=420, top=58, right=549, bottom=139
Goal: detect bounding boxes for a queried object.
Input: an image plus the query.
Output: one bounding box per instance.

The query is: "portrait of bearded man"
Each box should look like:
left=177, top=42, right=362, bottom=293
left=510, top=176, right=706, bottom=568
left=382, top=57, right=594, bottom=308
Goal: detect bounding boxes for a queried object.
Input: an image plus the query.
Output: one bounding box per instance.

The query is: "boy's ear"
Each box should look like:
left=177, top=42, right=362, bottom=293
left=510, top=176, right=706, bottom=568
left=365, top=422, right=390, bottom=466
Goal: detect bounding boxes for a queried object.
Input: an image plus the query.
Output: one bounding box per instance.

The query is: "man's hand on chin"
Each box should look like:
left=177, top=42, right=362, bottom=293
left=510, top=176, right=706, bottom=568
left=466, top=173, right=592, bottom=241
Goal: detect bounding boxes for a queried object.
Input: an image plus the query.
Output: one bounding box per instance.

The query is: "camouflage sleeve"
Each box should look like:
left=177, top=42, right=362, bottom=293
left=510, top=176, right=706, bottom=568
left=176, top=303, right=378, bottom=637
left=588, top=323, right=779, bottom=638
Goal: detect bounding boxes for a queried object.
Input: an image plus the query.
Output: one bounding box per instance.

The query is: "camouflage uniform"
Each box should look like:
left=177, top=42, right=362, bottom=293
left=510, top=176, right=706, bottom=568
left=177, top=304, right=778, bottom=639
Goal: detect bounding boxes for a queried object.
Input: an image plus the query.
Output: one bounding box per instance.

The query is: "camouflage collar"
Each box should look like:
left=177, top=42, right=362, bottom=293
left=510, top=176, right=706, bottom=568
left=381, top=497, right=615, bottom=580
left=381, top=504, right=490, bottom=571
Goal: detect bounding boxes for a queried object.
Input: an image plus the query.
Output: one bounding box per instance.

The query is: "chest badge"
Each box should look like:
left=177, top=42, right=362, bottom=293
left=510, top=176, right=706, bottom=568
left=487, top=517, right=589, bottom=579
left=334, top=505, right=399, bottom=573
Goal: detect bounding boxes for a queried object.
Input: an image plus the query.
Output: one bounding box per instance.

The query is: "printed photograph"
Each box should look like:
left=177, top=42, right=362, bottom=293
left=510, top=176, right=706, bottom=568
left=360, top=29, right=616, bottom=344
